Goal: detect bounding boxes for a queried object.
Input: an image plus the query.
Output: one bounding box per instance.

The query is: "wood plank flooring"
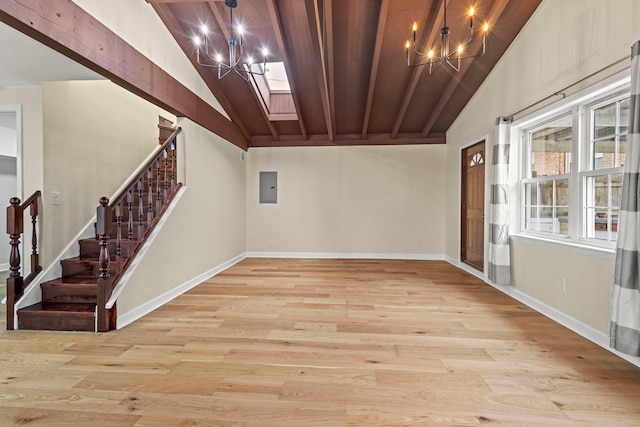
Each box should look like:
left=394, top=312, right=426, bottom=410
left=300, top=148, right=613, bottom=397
left=1, top=258, right=640, bottom=426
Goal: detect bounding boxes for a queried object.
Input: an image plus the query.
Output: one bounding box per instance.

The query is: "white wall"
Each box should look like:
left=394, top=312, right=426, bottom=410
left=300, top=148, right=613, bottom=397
left=445, top=0, right=640, bottom=332
left=117, top=118, right=247, bottom=320
left=42, top=80, right=175, bottom=266
left=247, top=145, right=447, bottom=257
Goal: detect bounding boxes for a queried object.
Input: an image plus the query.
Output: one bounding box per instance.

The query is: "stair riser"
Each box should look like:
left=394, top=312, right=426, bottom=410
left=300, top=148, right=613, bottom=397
left=41, top=284, right=97, bottom=304
left=79, top=239, right=135, bottom=258
left=61, top=259, right=117, bottom=279
left=18, top=313, right=95, bottom=332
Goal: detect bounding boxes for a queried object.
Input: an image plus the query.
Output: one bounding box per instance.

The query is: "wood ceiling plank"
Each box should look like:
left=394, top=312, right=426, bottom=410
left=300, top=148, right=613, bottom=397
left=0, top=0, right=248, bottom=148
left=250, top=131, right=445, bottom=147
left=421, top=0, right=510, bottom=138
left=265, top=0, right=308, bottom=140
left=391, top=0, right=444, bottom=139
left=361, top=0, right=389, bottom=140
left=304, top=0, right=335, bottom=142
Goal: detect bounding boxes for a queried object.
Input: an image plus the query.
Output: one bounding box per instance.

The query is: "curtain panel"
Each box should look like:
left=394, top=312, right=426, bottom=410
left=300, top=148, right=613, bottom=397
left=487, top=116, right=512, bottom=286
left=611, top=40, right=640, bottom=357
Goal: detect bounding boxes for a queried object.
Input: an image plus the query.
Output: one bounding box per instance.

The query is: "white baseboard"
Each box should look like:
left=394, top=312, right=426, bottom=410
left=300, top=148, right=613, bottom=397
left=0, top=263, right=8, bottom=271
left=445, top=258, right=640, bottom=368
left=116, top=252, right=246, bottom=329
left=246, top=251, right=445, bottom=261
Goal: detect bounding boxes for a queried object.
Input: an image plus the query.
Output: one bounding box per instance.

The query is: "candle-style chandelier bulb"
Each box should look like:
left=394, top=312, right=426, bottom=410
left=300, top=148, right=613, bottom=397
left=406, top=0, right=489, bottom=75
left=193, top=0, right=268, bottom=80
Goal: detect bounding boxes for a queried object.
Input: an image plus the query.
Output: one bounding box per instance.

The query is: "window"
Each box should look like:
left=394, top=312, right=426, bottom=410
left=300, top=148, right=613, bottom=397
left=515, top=73, right=629, bottom=249
left=582, top=95, right=627, bottom=242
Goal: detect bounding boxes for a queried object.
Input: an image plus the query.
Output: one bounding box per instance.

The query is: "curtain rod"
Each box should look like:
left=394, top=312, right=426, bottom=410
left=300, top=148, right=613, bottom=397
left=507, top=55, right=630, bottom=119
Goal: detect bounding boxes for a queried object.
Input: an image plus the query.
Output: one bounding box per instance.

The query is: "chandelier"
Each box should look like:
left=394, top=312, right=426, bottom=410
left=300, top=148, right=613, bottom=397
left=406, top=0, right=489, bottom=74
left=193, top=0, right=268, bottom=80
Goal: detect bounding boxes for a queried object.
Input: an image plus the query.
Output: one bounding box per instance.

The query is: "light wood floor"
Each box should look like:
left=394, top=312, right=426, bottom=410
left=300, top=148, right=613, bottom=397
left=1, top=258, right=640, bottom=426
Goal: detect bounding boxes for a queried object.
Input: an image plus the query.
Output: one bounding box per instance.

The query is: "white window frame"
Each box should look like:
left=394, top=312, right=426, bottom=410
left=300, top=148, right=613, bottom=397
left=510, top=70, right=630, bottom=255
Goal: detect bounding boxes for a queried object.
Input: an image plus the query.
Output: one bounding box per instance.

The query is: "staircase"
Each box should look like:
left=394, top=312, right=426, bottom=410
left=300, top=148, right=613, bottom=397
left=14, top=126, right=182, bottom=332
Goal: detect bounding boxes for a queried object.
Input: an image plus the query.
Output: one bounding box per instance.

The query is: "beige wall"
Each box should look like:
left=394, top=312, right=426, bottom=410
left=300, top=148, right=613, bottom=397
left=42, top=80, right=174, bottom=266
left=117, top=118, right=247, bottom=318
left=445, top=0, right=640, bottom=332
left=247, top=145, right=447, bottom=256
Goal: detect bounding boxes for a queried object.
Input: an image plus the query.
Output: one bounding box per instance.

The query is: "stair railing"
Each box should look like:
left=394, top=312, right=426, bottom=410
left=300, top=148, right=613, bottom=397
left=95, top=127, right=182, bottom=332
left=5, top=191, right=43, bottom=330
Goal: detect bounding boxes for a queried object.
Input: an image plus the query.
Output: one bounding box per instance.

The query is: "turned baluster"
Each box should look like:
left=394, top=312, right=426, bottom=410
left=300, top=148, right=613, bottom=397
left=137, top=180, right=144, bottom=241
left=146, top=167, right=154, bottom=226
left=171, top=140, right=177, bottom=192
left=163, top=147, right=169, bottom=202
left=115, top=200, right=123, bottom=275
left=127, top=189, right=133, bottom=257
left=6, top=197, right=23, bottom=330
left=155, top=158, right=162, bottom=215
left=96, top=197, right=112, bottom=332
left=96, top=197, right=111, bottom=280
left=29, top=199, right=39, bottom=274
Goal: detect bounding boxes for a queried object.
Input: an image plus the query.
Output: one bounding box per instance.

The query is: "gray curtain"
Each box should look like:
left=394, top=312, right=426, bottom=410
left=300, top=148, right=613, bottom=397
left=611, top=41, right=640, bottom=357
left=487, top=116, right=512, bottom=285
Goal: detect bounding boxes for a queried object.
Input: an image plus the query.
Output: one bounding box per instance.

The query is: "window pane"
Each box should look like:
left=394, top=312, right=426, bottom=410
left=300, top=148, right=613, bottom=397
left=619, top=97, right=629, bottom=135
left=556, top=179, right=569, bottom=207
left=594, top=102, right=616, bottom=139
left=524, top=182, right=537, bottom=205
left=524, top=207, right=538, bottom=232
left=593, top=137, right=615, bottom=170
left=584, top=174, right=622, bottom=242
left=611, top=173, right=623, bottom=208
left=556, top=207, right=569, bottom=235
left=539, top=181, right=553, bottom=206
left=530, top=116, right=572, bottom=177
left=618, top=134, right=626, bottom=167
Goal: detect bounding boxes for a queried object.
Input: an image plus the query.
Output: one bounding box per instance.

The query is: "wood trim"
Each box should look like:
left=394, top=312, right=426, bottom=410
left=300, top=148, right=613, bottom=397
left=361, top=0, right=389, bottom=139
left=250, top=132, right=445, bottom=147
left=0, top=0, right=248, bottom=149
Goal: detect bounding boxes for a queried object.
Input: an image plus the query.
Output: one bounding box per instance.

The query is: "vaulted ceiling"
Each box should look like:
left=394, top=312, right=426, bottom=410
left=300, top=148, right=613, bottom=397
left=147, top=0, right=542, bottom=147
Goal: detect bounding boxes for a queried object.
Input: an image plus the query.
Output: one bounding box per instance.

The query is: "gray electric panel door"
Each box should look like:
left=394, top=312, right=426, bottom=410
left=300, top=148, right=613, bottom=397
left=259, top=171, right=277, bottom=203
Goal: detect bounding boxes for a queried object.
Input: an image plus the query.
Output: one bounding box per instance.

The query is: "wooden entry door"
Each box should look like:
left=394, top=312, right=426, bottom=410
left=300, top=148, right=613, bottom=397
left=461, top=141, right=485, bottom=271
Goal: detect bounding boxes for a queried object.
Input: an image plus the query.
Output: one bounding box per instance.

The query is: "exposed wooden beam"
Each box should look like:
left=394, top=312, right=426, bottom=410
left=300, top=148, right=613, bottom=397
left=0, top=0, right=248, bottom=149
left=151, top=2, right=252, bottom=143
left=421, top=0, right=510, bottom=138
left=391, top=0, right=444, bottom=139
left=265, top=0, right=308, bottom=140
left=361, top=0, right=389, bottom=140
left=207, top=1, right=231, bottom=40
left=250, top=132, right=446, bottom=147
left=304, top=0, right=335, bottom=142
left=324, top=0, right=336, bottom=141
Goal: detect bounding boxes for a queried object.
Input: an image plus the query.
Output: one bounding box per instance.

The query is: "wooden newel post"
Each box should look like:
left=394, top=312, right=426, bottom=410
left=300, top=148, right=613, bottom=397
left=96, top=197, right=111, bottom=332
left=6, top=197, right=23, bottom=330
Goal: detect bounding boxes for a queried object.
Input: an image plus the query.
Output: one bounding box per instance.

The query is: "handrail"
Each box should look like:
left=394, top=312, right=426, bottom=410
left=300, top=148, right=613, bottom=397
left=6, top=190, right=43, bottom=330
left=95, top=127, right=182, bottom=332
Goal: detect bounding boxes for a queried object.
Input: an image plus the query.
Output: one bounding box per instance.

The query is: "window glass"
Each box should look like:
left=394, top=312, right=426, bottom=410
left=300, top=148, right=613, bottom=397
left=591, top=97, right=628, bottom=170
left=529, top=116, right=572, bottom=177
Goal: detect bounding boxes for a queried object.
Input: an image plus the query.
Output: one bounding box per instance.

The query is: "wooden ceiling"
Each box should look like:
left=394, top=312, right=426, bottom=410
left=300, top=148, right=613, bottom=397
left=147, top=0, right=542, bottom=147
